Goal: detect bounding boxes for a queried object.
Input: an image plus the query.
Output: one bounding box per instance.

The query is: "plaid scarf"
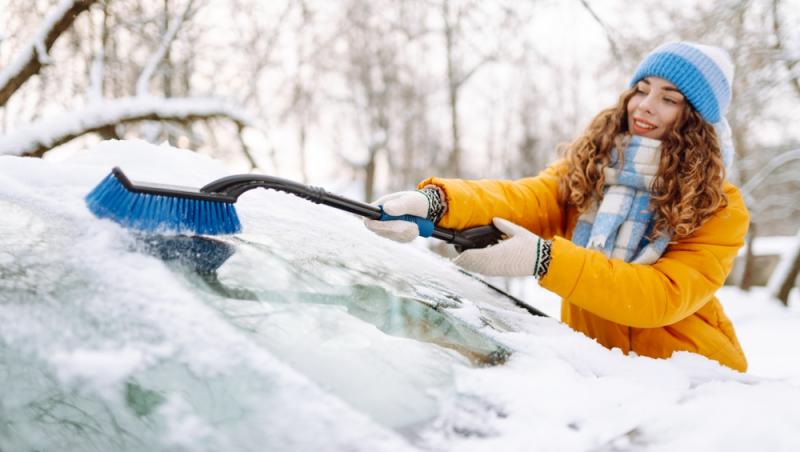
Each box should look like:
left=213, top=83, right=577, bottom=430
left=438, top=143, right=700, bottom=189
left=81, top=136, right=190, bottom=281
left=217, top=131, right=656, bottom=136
left=571, top=135, right=671, bottom=264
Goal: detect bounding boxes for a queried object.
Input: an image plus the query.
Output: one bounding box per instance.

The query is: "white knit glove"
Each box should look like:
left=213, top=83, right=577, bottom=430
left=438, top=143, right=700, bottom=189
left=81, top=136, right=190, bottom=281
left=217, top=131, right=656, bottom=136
left=453, top=217, right=549, bottom=277
left=364, top=191, right=430, bottom=242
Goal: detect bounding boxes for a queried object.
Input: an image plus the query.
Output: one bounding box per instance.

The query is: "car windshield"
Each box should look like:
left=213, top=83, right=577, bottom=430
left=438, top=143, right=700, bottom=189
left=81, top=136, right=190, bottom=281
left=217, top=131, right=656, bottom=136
left=0, top=142, right=536, bottom=451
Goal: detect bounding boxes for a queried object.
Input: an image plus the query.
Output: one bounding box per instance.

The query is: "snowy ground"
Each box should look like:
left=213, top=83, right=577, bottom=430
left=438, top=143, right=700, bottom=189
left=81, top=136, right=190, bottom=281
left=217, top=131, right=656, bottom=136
left=721, top=287, right=800, bottom=384
left=515, top=278, right=800, bottom=385
left=1, top=140, right=800, bottom=451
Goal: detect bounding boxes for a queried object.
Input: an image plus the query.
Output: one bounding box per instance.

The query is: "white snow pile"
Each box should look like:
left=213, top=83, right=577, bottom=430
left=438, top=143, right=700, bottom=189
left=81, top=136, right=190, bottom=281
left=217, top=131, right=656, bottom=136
left=0, top=139, right=799, bottom=452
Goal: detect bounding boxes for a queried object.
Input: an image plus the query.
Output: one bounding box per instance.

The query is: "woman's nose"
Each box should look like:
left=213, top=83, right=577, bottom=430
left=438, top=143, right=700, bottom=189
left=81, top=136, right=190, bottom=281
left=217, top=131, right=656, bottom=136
left=638, top=93, right=656, bottom=113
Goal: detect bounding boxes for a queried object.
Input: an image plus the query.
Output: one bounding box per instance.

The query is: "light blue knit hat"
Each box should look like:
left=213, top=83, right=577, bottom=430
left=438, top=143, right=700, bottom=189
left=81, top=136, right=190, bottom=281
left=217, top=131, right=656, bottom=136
left=629, top=42, right=734, bottom=123
left=630, top=42, right=735, bottom=168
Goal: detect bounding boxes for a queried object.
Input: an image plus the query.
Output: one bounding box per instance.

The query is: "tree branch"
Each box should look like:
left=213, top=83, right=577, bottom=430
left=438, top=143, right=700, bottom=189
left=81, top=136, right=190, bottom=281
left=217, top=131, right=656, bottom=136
left=0, top=0, right=98, bottom=107
left=456, top=53, right=496, bottom=88
left=236, top=122, right=258, bottom=170
left=0, top=97, right=253, bottom=157
left=740, top=148, right=800, bottom=197
left=771, top=0, right=800, bottom=97
left=135, top=0, right=195, bottom=96
left=577, top=0, right=622, bottom=62
left=87, top=1, right=110, bottom=102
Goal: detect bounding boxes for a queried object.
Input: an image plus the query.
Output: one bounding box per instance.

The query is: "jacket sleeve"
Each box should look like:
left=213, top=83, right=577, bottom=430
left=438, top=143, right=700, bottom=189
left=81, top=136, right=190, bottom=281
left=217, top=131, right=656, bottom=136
left=417, top=162, right=568, bottom=240
left=539, top=183, right=750, bottom=328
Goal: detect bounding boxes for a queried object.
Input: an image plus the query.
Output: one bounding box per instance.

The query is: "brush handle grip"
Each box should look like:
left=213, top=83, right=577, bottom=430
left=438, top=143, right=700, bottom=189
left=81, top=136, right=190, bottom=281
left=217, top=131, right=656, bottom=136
left=452, top=225, right=503, bottom=252
left=378, top=207, right=434, bottom=237
left=200, top=173, right=499, bottom=248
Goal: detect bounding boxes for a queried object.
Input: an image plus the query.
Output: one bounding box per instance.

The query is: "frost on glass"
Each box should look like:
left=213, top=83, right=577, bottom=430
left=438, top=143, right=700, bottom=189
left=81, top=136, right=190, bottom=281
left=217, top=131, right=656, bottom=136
left=0, top=183, right=526, bottom=451
left=158, top=233, right=513, bottom=431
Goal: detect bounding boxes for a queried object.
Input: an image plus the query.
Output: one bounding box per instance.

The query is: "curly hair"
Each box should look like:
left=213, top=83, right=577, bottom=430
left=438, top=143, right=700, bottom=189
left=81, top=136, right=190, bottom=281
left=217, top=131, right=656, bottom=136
left=558, top=87, right=728, bottom=240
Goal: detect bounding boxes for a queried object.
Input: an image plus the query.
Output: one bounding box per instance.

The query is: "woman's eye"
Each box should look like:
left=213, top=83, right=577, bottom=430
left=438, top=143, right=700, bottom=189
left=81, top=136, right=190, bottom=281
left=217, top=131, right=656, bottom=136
left=664, top=98, right=677, bottom=104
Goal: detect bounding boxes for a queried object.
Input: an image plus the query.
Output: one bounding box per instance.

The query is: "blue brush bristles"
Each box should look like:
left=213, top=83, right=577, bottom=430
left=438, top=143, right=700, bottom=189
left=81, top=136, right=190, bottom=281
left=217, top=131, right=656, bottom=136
left=85, top=171, right=242, bottom=235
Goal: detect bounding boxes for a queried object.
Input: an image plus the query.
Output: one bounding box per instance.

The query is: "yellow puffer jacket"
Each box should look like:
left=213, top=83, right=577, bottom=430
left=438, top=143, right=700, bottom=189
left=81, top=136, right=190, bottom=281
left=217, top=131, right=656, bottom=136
left=420, top=162, right=749, bottom=371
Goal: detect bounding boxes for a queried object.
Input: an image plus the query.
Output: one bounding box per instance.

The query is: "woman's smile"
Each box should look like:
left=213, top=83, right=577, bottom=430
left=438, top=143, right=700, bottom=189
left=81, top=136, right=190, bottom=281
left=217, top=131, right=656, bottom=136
left=631, top=117, right=658, bottom=134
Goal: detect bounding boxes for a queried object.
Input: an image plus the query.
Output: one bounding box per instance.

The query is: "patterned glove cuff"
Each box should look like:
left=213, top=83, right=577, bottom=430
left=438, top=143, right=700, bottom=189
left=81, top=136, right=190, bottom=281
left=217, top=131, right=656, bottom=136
left=419, top=186, right=447, bottom=224
left=533, top=239, right=553, bottom=280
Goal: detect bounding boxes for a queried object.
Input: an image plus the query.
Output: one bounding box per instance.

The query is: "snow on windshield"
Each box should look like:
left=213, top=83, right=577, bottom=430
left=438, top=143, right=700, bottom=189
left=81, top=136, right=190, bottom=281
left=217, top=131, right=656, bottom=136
left=1, top=140, right=800, bottom=452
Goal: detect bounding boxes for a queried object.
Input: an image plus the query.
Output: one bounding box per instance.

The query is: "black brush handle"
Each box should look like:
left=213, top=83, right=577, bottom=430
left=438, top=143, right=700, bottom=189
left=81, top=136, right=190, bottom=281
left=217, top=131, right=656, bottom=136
left=200, top=174, right=503, bottom=250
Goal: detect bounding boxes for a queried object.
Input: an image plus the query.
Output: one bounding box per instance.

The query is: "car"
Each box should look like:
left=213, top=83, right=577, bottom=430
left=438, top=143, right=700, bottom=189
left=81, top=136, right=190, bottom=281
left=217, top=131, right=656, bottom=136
left=0, top=140, right=548, bottom=451
left=2, top=140, right=799, bottom=452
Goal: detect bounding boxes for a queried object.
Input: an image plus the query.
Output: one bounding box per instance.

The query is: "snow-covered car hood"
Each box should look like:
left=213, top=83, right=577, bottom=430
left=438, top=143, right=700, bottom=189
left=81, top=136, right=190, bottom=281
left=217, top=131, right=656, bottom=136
left=1, top=140, right=800, bottom=452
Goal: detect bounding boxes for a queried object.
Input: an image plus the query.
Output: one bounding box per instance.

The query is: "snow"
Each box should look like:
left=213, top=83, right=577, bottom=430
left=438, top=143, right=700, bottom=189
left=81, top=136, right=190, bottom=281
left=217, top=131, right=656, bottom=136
left=745, top=234, right=800, bottom=257
left=0, top=97, right=254, bottom=156
left=49, top=345, right=165, bottom=397
left=722, top=286, right=800, bottom=383
left=1, top=140, right=800, bottom=451
left=766, top=230, right=800, bottom=298
left=0, top=0, right=74, bottom=90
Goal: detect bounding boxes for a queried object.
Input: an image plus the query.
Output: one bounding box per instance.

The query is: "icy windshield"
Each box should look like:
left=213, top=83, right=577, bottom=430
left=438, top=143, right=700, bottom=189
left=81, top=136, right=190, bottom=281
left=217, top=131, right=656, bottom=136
left=0, top=142, right=531, bottom=451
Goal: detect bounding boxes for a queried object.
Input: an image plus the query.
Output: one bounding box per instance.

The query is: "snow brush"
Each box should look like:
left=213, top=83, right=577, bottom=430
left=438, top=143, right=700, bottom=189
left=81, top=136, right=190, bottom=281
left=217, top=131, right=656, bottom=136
left=85, top=167, right=503, bottom=251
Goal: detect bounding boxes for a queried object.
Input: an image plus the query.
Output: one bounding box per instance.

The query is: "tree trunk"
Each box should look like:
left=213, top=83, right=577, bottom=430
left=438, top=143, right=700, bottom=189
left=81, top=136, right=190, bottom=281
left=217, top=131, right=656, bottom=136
left=298, top=123, right=309, bottom=184
left=739, top=221, right=756, bottom=290
left=163, top=0, right=176, bottom=145
left=447, top=82, right=461, bottom=177
left=443, top=0, right=461, bottom=177
left=776, top=242, right=800, bottom=306
left=364, top=150, right=376, bottom=202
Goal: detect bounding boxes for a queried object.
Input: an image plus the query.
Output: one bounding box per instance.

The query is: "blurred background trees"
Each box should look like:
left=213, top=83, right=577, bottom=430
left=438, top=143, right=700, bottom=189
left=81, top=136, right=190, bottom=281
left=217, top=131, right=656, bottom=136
left=1, top=1, right=799, bottom=248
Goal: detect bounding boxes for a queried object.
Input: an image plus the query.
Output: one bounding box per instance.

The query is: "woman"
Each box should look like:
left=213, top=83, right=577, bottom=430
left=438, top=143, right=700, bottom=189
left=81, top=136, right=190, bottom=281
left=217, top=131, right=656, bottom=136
left=366, top=42, right=749, bottom=371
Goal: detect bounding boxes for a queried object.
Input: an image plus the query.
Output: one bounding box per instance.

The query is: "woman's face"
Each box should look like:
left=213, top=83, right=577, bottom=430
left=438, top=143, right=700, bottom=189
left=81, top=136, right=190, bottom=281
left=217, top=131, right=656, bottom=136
left=627, top=77, right=686, bottom=140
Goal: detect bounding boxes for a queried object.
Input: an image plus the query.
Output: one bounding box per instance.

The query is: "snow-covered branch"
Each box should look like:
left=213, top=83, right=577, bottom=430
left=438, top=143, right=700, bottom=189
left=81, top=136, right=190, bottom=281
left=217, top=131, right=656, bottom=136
left=740, top=148, right=800, bottom=197
left=0, top=0, right=97, bottom=107
left=0, top=97, right=254, bottom=157
left=135, top=0, right=194, bottom=96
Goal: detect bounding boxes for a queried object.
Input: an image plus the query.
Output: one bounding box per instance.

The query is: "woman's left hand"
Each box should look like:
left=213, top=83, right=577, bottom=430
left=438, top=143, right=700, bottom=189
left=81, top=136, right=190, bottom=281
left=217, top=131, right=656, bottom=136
left=453, top=217, right=545, bottom=277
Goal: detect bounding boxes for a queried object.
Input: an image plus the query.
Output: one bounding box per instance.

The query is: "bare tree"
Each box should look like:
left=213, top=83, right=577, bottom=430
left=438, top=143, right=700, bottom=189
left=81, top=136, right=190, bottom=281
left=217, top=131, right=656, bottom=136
left=226, top=0, right=296, bottom=172
left=771, top=0, right=800, bottom=97
left=0, top=0, right=257, bottom=162
left=577, top=0, right=623, bottom=62
left=135, top=0, right=195, bottom=98
left=282, top=0, right=318, bottom=184
left=334, top=0, right=401, bottom=200
left=438, top=0, right=500, bottom=177
left=0, top=0, right=97, bottom=106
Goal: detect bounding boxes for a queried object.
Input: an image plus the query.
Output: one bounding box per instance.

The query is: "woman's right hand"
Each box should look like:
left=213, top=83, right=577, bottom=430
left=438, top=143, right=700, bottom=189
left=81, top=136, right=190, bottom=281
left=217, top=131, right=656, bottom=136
left=364, top=191, right=430, bottom=242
